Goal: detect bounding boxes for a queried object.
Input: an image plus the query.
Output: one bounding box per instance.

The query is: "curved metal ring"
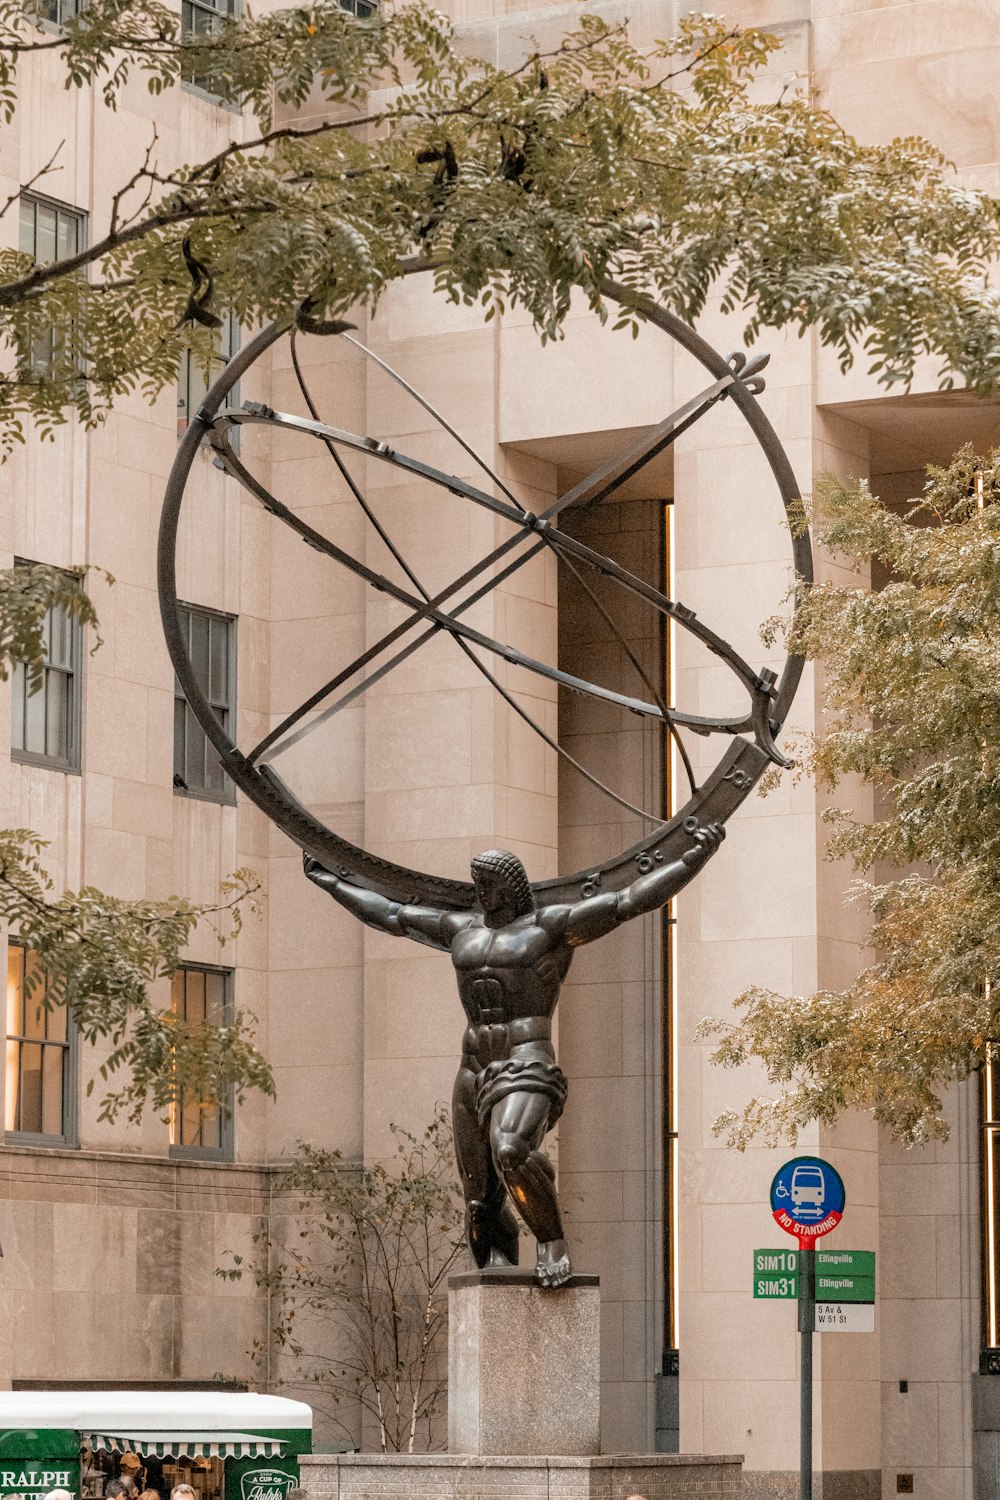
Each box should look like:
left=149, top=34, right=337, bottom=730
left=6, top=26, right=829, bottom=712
left=157, top=285, right=812, bottom=908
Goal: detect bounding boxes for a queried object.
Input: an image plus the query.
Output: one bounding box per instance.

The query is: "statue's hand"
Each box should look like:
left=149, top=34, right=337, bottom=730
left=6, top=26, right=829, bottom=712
left=303, top=851, right=329, bottom=880
left=681, top=822, right=725, bottom=867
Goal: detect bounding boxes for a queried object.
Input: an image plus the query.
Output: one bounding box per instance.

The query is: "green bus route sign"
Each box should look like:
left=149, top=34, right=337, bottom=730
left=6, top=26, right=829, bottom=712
left=754, top=1248, right=875, bottom=1301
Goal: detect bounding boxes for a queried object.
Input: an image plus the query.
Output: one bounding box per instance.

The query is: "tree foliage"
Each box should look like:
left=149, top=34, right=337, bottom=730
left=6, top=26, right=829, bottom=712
left=4, top=1, right=1000, bottom=1128
left=704, top=450, right=1000, bottom=1147
left=0, top=3, right=999, bottom=446
left=4, top=828, right=272, bottom=1122
left=220, top=1110, right=463, bottom=1453
left=0, top=562, right=104, bottom=690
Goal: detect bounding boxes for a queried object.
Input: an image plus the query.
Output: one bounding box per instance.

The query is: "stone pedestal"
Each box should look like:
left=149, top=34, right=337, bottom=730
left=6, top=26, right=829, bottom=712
left=447, top=1268, right=601, bottom=1457
left=300, top=1452, right=744, bottom=1500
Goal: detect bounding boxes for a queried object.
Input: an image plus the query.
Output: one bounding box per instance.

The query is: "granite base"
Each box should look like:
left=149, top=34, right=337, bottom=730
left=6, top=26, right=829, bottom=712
left=448, top=1268, right=600, bottom=1456
left=299, top=1452, right=743, bottom=1500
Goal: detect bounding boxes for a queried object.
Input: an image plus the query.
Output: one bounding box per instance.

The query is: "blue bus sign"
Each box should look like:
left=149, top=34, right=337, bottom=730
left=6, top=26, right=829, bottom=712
left=770, top=1156, right=845, bottom=1245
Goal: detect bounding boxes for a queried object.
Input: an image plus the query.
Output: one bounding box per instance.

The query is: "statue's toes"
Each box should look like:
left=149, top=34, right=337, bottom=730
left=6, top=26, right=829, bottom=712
left=549, top=1256, right=572, bottom=1287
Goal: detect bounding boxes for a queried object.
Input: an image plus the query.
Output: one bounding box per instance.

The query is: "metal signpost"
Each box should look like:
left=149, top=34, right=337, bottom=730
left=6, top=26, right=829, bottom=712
left=767, top=1157, right=848, bottom=1500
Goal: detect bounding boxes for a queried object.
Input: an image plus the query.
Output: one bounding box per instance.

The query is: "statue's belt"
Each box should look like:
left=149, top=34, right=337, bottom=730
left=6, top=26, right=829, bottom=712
left=468, top=1016, right=551, bottom=1047
left=475, top=1055, right=569, bottom=1131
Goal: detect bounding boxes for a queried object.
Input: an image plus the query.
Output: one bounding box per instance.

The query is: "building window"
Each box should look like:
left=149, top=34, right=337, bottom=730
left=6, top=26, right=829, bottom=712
left=173, top=603, right=235, bottom=801
left=5, top=943, right=74, bottom=1143
left=177, top=311, right=240, bottom=438
left=18, top=195, right=85, bottom=377
left=11, top=562, right=83, bottom=770
left=169, top=966, right=233, bottom=1158
left=181, top=0, right=239, bottom=97
left=30, top=0, right=84, bottom=25
left=339, top=0, right=377, bottom=14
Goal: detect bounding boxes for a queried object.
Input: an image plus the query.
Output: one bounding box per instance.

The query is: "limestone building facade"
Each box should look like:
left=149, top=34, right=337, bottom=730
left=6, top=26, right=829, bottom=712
left=0, top=3, right=998, bottom=1500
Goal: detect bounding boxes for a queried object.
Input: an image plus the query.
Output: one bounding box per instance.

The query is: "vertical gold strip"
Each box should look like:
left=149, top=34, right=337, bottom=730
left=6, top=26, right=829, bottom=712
left=988, top=1045, right=998, bottom=1346
left=666, top=501, right=680, bottom=1344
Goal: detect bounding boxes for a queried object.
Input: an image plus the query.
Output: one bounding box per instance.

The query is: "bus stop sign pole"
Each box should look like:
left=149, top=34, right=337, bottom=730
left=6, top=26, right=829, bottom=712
left=797, top=1244, right=815, bottom=1500
left=768, top=1157, right=847, bottom=1500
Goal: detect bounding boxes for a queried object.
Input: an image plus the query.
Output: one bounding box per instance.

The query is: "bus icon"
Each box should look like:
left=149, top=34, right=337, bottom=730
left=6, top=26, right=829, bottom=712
left=790, top=1164, right=826, bottom=1217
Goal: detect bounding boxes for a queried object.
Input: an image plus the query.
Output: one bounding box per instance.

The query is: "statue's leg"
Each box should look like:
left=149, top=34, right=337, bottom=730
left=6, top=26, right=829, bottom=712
left=489, top=1091, right=572, bottom=1288
left=453, top=1063, right=519, bottom=1269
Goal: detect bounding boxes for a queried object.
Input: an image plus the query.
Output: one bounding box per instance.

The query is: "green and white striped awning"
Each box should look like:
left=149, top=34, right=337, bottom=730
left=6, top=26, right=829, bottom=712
left=87, top=1432, right=287, bottom=1460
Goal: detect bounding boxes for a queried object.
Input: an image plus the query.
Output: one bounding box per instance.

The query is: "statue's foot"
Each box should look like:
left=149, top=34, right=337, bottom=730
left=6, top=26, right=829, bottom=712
left=487, top=1246, right=516, bottom=1268
left=536, top=1239, right=572, bottom=1287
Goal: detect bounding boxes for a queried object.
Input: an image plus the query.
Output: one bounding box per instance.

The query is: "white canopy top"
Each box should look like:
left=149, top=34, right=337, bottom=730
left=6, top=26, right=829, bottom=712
left=0, top=1392, right=312, bottom=1432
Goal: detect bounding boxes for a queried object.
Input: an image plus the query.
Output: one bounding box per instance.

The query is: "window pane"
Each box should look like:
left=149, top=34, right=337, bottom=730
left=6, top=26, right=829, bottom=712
left=45, top=669, right=68, bottom=760
left=174, top=697, right=187, bottom=783
left=23, top=987, right=45, bottom=1041
left=18, top=199, right=35, bottom=256
left=5, top=947, right=68, bottom=1140
left=6, top=947, right=23, bottom=1038
left=189, top=611, right=210, bottom=691
left=185, top=968, right=206, bottom=1027
left=56, top=210, right=78, bottom=261
left=204, top=740, right=223, bottom=794
left=41, top=1042, right=64, bottom=1137
left=18, top=1042, right=43, bottom=1133
left=175, top=606, right=234, bottom=797
left=22, top=671, right=46, bottom=754
left=5, top=1038, right=19, bottom=1131
left=49, top=604, right=72, bottom=669
left=205, top=971, right=226, bottom=1026
left=185, top=708, right=209, bottom=791
left=11, top=567, right=81, bottom=767
left=178, top=349, right=192, bottom=430
left=181, top=1094, right=201, bottom=1147
left=46, top=991, right=67, bottom=1042
left=199, top=1102, right=222, bottom=1151
left=209, top=617, right=228, bottom=707
left=34, top=205, right=57, bottom=264
left=191, top=3, right=217, bottom=35
left=17, top=199, right=84, bottom=383
left=170, top=967, right=231, bottom=1155
left=11, top=660, right=25, bottom=750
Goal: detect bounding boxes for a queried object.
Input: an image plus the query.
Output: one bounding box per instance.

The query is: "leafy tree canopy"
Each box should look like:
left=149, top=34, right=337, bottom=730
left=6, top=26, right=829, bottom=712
left=704, top=450, right=1000, bottom=1148
left=3, top=2, right=1000, bottom=1123
left=0, top=1, right=999, bottom=447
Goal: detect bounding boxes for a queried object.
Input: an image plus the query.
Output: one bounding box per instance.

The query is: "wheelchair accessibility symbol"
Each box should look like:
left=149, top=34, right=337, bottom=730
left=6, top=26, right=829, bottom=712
left=770, top=1156, right=845, bottom=1245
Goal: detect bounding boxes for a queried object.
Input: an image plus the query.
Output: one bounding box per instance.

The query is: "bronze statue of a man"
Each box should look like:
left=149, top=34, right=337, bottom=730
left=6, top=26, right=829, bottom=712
left=304, top=822, right=722, bottom=1287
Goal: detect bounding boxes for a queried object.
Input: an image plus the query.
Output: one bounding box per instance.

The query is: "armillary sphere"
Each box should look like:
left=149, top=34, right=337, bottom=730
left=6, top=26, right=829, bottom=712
left=158, top=281, right=813, bottom=909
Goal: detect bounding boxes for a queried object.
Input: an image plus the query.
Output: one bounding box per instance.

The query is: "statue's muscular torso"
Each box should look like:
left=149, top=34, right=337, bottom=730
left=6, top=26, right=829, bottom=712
left=450, top=910, right=573, bottom=1069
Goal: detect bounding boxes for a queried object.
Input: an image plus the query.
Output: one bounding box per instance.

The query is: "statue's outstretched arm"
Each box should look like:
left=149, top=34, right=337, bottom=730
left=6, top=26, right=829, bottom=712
left=303, top=854, right=466, bottom=951
left=560, top=823, right=725, bottom=946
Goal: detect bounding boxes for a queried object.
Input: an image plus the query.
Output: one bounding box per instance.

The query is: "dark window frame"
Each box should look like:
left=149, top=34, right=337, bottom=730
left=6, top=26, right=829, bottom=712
left=173, top=601, right=237, bottom=804
left=28, top=0, right=85, bottom=29
left=181, top=0, right=241, bottom=105
left=168, top=963, right=234, bottom=1161
left=18, top=192, right=87, bottom=380
left=10, top=558, right=84, bottom=773
left=177, top=309, right=241, bottom=440
left=4, top=940, right=77, bottom=1147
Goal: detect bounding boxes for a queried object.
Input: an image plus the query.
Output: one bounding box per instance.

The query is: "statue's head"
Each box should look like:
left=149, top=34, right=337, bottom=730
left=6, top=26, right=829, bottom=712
left=470, top=848, right=535, bottom=927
